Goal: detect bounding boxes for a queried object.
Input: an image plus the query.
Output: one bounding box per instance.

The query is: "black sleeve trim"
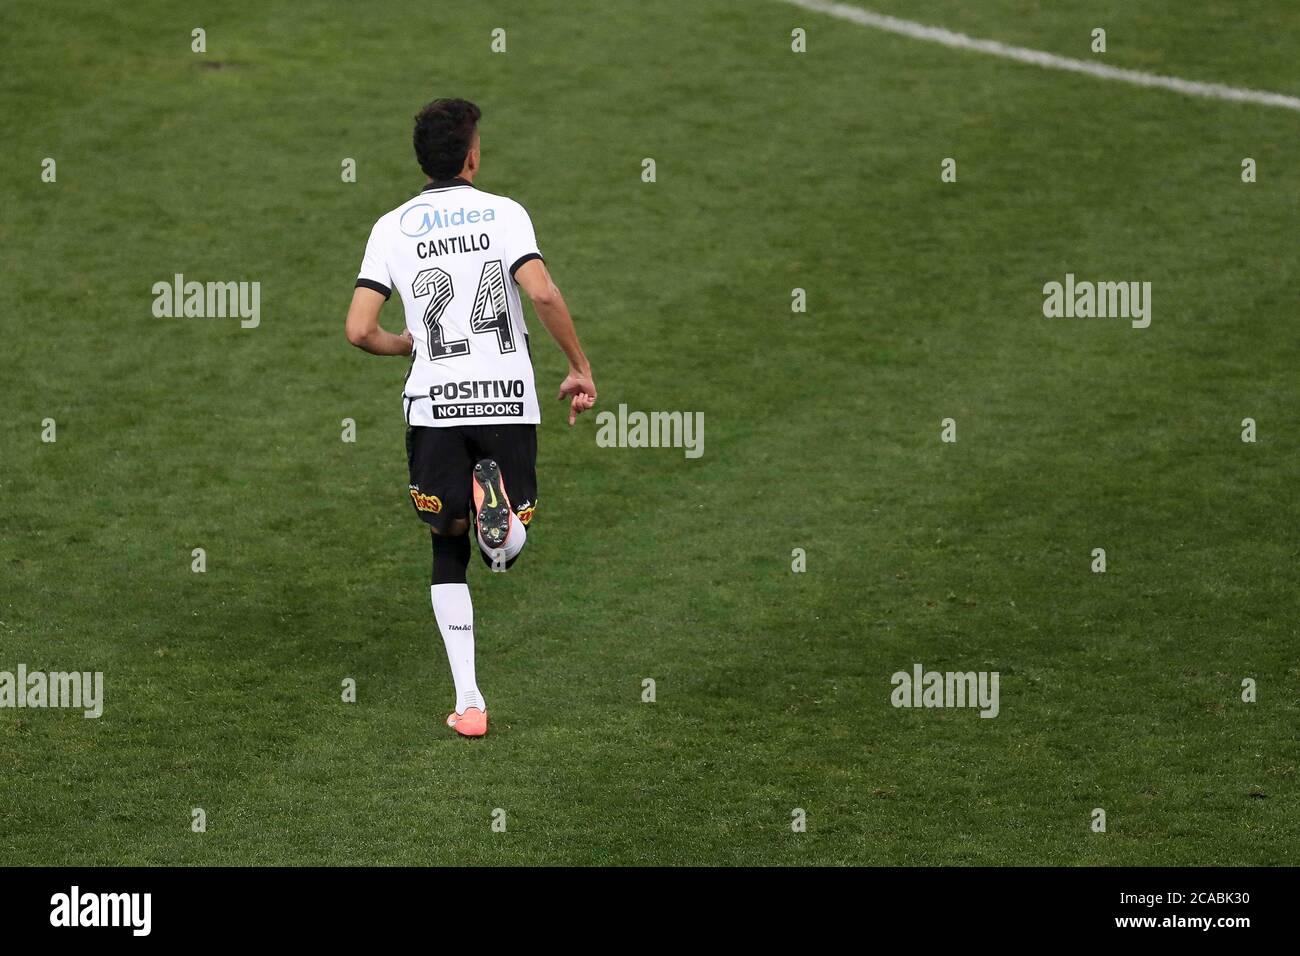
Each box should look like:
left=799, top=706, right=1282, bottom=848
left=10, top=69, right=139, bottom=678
left=355, top=278, right=392, bottom=300
left=509, top=253, right=544, bottom=280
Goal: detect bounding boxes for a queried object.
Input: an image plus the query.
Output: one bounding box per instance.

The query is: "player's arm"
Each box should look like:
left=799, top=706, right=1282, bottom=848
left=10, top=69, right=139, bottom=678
left=345, top=287, right=413, bottom=356
left=514, top=259, right=596, bottom=426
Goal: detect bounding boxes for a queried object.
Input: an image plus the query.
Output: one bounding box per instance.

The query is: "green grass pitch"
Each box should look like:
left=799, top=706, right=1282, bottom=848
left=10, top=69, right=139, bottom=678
left=1, top=0, right=1297, bottom=865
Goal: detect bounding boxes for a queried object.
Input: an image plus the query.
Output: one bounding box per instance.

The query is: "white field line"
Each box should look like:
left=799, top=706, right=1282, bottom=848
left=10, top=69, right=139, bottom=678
left=779, top=0, right=1300, bottom=113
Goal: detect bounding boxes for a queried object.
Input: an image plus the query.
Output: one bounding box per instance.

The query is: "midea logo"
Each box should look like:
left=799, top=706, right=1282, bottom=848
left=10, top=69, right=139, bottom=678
left=400, top=203, right=497, bottom=237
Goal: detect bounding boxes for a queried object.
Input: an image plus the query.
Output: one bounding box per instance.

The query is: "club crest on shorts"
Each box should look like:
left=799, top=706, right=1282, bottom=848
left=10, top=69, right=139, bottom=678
left=409, top=486, right=443, bottom=514
left=515, top=499, right=536, bottom=525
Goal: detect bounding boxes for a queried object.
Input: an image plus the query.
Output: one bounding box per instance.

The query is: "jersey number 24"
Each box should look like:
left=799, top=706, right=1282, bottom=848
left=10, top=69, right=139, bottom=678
left=411, top=261, right=516, bottom=360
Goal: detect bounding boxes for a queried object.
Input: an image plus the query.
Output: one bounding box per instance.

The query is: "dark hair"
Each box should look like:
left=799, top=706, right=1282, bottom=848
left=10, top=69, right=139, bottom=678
left=413, top=98, right=481, bottom=180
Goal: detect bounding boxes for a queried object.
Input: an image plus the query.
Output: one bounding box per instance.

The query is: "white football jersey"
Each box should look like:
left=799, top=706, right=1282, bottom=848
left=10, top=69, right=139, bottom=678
left=356, top=178, right=544, bottom=427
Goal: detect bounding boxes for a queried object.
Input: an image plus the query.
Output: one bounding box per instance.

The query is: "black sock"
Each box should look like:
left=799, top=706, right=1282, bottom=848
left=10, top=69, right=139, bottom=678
left=431, top=532, right=470, bottom=585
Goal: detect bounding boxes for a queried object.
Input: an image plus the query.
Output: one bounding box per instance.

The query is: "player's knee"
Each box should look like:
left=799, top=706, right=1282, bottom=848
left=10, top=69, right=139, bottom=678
left=432, top=518, right=470, bottom=537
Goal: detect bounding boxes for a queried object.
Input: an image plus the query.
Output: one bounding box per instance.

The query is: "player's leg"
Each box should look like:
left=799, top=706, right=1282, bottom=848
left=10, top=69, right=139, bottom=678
left=430, top=528, right=487, bottom=736
left=469, top=424, right=538, bottom=571
left=406, top=425, right=487, bottom=736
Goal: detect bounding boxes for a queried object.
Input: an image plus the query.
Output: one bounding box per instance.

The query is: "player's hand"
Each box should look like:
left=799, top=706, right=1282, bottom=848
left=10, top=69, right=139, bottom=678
left=397, top=329, right=414, bottom=354
left=557, top=369, right=596, bottom=426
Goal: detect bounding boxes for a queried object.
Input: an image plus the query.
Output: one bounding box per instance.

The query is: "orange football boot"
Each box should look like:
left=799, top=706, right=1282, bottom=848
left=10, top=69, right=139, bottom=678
left=472, top=459, right=512, bottom=551
left=446, top=706, right=488, bottom=737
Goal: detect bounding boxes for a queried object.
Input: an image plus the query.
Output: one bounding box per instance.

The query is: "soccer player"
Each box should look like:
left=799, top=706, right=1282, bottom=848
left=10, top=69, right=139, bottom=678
left=345, top=98, right=596, bottom=737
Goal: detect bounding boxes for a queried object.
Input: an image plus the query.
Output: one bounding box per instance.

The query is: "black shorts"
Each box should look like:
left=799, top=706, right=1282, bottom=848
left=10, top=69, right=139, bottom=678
left=406, top=424, right=538, bottom=534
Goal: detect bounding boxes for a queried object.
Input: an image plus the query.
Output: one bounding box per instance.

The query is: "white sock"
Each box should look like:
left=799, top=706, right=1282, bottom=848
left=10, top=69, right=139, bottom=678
left=430, top=583, right=484, bottom=714
left=478, top=512, right=527, bottom=562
